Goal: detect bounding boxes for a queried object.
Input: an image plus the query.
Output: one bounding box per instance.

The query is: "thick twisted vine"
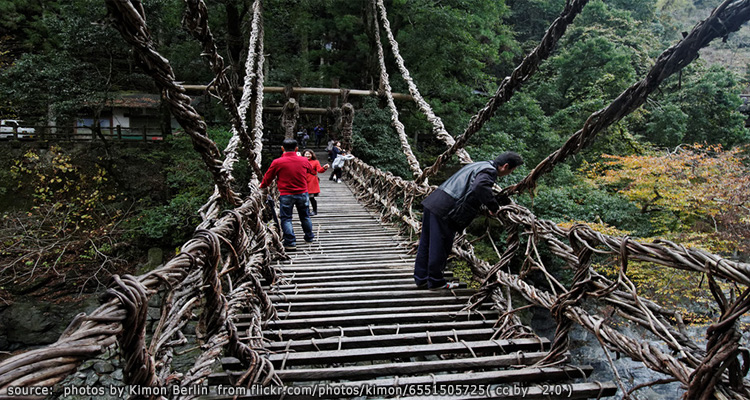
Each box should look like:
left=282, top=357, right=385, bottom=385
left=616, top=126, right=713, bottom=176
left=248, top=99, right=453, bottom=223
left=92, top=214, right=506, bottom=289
left=102, top=275, right=160, bottom=389
left=684, top=278, right=750, bottom=399
left=103, top=0, right=241, bottom=206
left=191, top=0, right=266, bottom=220
left=346, top=158, right=430, bottom=235
left=374, top=0, right=472, bottom=167
left=183, top=0, right=253, bottom=157
left=418, top=0, right=591, bottom=184
left=504, top=0, right=750, bottom=196
left=370, top=0, right=422, bottom=178
left=245, top=0, right=266, bottom=178
left=492, top=205, right=750, bottom=396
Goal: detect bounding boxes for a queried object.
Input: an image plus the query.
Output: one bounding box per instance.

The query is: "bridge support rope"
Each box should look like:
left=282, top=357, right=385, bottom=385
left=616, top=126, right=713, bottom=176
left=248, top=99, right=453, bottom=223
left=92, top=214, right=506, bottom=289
left=416, top=0, right=592, bottom=185
left=504, top=0, right=750, bottom=197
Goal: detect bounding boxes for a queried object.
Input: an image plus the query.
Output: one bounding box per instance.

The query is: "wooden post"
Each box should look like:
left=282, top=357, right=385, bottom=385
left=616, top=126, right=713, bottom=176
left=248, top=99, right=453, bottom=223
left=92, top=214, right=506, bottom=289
left=330, top=78, right=340, bottom=109
left=117, top=125, right=122, bottom=140
left=143, top=126, right=148, bottom=142
left=181, top=85, right=413, bottom=101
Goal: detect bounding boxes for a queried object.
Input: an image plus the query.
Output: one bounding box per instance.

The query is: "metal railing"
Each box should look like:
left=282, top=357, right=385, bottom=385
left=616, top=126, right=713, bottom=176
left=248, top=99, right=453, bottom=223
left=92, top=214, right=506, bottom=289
left=0, top=125, right=167, bottom=142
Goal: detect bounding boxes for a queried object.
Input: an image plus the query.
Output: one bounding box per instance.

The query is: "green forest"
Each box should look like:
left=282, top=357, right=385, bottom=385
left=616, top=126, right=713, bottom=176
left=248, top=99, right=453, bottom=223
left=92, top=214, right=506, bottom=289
left=0, top=0, right=749, bottom=312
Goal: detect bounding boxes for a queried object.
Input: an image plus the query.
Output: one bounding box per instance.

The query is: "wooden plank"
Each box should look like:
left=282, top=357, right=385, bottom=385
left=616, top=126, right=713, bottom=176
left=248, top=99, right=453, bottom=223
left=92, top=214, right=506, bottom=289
left=213, top=352, right=550, bottom=383
left=263, top=338, right=549, bottom=366
left=276, top=263, right=416, bottom=272
left=286, top=244, right=410, bottom=254
left=283, top=239, right=405, bottom=248
left=270, top=271, right=421, bottom=283
left=268, top=288, right=475, bottom=302
left=262, top=328, right=519, bottom=352
left=255, top=309, right=499, bottom=330
left=286, top=252, right=410, bottom=260
left=277, top=260, right=414, bottom=269
left=183, top=85, right=413, bottom=101
left=272, top=272, right=419, bottom=282
left=262, top=86, right=414, bottom=101
left=284, top=253, right=411, bottom=263
left=271, top=295, right=471, bottom=311
left=270, top=276, right=419, bottom=289
left=272, top=303, right=492, bottom=319
left=262, top=320, right=504, bottom=341
left=269, top=282, right=455, bottom=295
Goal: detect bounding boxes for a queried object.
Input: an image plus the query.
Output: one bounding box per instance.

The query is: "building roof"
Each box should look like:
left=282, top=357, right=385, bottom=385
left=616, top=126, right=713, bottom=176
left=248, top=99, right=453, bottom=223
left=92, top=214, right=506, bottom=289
left=108, top=93, right=161, bottom=109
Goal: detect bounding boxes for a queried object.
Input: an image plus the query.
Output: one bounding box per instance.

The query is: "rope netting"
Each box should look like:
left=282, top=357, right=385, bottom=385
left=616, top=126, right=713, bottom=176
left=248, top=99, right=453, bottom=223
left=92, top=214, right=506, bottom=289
left=2, top=0, right=750, bottom=399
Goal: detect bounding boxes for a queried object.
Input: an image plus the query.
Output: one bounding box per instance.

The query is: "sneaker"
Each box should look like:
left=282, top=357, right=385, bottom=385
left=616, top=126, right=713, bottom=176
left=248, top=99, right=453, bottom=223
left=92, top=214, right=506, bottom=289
left=429, top=282, right=459, bottom=290
left=284, top=245, right=297, bottom=251
left=416, top=282, right=428, bottom=290
left=337, top=179, right=342, bottom=183
left=310, top=211, right=317, bottom=216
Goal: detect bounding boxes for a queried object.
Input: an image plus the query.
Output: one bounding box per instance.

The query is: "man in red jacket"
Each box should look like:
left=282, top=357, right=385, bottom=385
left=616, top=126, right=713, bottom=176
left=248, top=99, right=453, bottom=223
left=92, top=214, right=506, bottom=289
left=260, top=139, right=315, bottom=250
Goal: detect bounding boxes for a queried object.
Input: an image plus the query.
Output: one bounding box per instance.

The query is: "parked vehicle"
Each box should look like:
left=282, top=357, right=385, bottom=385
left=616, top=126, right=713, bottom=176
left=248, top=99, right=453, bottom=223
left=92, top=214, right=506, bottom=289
left=0, top=119, right=36, bottom=139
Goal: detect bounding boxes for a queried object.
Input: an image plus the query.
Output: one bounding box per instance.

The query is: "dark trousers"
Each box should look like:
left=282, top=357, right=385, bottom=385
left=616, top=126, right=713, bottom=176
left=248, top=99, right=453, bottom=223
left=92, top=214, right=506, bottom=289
left=414, top=208, right=457, bottom=288
left=309, top=194, right=318, bottom=213
left=279, top=193, right=314, bottom=246
left=331, top=166, right=343, bottom=181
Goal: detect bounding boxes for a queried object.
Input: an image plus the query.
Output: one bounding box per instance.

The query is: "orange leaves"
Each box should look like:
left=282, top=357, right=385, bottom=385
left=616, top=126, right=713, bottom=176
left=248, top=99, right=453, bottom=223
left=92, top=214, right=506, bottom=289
left=586, top=144, right=750, bottom=254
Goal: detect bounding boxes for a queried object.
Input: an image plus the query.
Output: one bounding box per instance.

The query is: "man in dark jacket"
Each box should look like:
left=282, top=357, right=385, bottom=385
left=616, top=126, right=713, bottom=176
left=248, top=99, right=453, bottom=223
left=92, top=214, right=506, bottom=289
left=414, top=152, right=523, bottom=289
left=260, top=139, right=315, bottom=251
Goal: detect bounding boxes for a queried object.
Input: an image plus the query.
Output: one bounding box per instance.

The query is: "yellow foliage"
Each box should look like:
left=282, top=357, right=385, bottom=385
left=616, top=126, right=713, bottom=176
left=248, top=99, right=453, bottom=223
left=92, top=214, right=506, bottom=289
left=585, top=144, right=750, bottom=254
left=557, top=220, right=632, bottom=237
left=9, top=147, right=116, bottom=233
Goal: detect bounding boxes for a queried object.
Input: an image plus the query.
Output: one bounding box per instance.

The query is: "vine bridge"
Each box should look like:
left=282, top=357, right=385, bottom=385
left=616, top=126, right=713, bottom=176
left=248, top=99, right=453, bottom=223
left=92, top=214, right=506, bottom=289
left=2, top=0, right=750, bottom=399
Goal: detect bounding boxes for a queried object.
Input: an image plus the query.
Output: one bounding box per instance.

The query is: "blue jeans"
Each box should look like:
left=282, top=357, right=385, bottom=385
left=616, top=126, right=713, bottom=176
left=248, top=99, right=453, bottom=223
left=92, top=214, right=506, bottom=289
left=414, top=208, right=457, bottom=288
left=279, top=193, right=314, bottom=246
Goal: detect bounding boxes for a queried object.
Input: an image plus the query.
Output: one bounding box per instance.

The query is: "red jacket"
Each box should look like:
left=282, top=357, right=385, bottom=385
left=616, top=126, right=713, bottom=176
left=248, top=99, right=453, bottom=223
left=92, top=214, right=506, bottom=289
left=260, top=152, right=313, bottom=195
left=306, top=159, right=327, bottom=194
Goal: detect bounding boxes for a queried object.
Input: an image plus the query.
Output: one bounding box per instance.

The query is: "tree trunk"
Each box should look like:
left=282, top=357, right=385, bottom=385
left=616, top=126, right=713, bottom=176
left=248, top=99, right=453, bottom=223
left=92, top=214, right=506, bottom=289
left=224, top=0, right=245, bottom=98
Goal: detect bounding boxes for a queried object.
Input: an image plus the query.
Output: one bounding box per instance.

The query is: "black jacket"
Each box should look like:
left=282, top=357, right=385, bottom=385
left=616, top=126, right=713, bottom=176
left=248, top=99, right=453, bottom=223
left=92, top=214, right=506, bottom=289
left=421, top=161, right=500, bottom=230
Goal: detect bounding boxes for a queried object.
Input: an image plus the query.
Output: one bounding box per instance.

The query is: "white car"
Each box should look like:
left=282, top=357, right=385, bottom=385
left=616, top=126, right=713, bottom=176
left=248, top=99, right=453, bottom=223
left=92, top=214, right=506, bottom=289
left=0, top=119, right=36, bottom=140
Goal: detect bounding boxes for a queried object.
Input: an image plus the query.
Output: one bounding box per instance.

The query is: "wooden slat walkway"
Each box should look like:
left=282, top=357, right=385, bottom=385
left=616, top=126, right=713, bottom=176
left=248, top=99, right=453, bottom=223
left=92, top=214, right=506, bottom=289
left=206, top=168, right=617, bottom=399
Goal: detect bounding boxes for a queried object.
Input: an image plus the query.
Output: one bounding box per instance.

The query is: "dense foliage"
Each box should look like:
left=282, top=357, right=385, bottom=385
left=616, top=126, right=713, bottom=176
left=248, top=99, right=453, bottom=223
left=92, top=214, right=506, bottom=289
left=0, top=0, right=749, bottom=309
